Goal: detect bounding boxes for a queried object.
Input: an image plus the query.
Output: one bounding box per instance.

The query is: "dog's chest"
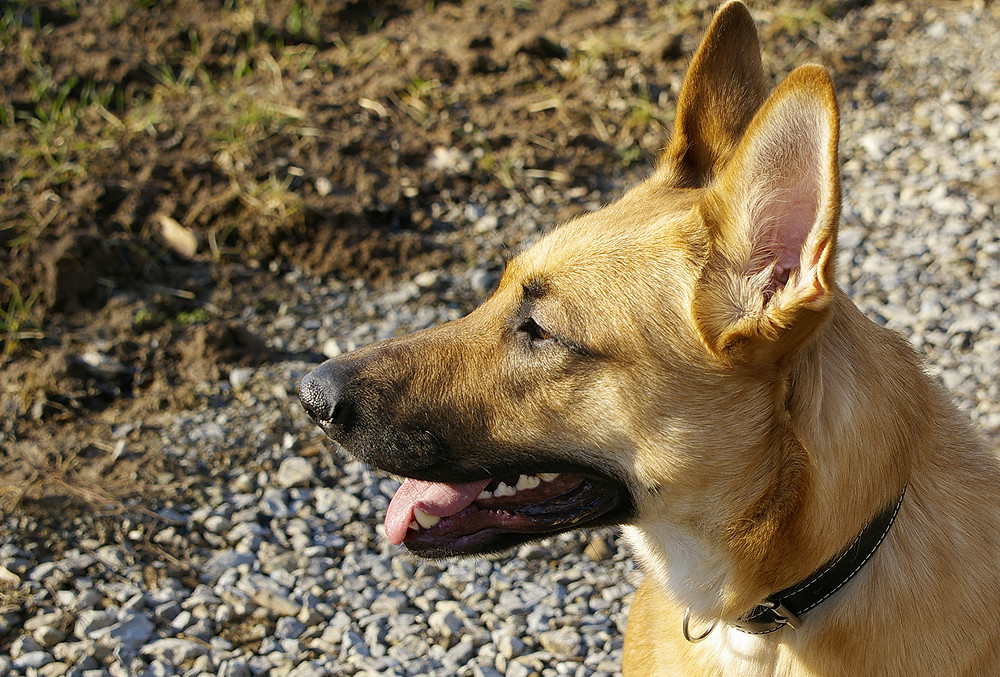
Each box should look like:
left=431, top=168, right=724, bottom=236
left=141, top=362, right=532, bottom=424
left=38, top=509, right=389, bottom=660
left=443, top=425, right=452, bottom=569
left=705, top=628, right=780, bottom=675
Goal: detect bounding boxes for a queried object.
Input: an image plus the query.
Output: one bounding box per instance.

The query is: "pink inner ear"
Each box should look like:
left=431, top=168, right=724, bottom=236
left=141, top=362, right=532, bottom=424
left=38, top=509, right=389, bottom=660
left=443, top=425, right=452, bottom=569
left=759, top=172, right=821, bottom=292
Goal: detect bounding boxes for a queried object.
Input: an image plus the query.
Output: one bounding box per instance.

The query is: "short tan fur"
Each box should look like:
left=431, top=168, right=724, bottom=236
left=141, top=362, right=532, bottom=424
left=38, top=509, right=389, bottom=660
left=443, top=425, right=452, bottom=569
left=299, top=3, right=1000, bottom=674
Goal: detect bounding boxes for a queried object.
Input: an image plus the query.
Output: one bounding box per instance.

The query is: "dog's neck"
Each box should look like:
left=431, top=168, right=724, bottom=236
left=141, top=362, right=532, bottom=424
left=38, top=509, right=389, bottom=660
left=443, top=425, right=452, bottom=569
left=626, top=291, right=920, bottom=625
left=730, top=482, right=905, bottom=635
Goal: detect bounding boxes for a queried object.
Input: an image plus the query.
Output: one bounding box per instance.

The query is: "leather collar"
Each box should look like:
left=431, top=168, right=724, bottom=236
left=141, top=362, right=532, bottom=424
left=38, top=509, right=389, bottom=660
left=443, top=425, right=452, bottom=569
left=732, top=485, right=907, bottom=635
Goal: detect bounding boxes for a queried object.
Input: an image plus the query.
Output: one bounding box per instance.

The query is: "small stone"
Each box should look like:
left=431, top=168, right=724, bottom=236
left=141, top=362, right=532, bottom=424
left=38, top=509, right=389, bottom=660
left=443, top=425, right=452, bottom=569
left=275, top=616, right=306, bottom=640
left=539, top=628, right=582, bottom=659
left=445, top=636, right=476, bottom=665
left=97, top=612, right=155, bottom=649
left=473, top=213, right=499, bottom=234
left=202, top=550, right=254, bottom=584
left=74, top=609, right=117, bottom=640
left=495, top=630, right=524, bottom=660
left=275, top=456, right=315, bottom=488
left=517, top=544, right=548, bottom=560
left=414, top=270, right=438, bottom=288
left=428, top=606, right=465, bottom=640
left=468, top=267, right=498, bottom=294
left=219, top=657, right=252, bottom=677
left=287, top=660, right=330, bottom=677
left=259, top=488, right=290, bottom=517
left=0, top=611, right=20, bottom=636
left=321, top=338, right=342, bottom=358
left=140, top=637, right=209, bottom=664
left=203, top=515, right=233, bottom=535
left=24, top=611, right=64, bottom=633
left=28, top=561, right=62, bottom=582
left=75, top=351, right=131, bottom=381
left=171, top=610, right=192, bottom=631
left=52, top=639, right=95, bottom=664
left=858, top=130, right=892, bottom=161
left=505, top=661, right=532, bottom=677
left=156, top=214, right=198, bottom=259
left=229, top=367, right=254, bottom=390
left=12, top=651, right=53, bottom=669
left=185, top=618, right=216, bottom=642
left=370, top=590, right=409, bottom=615
left=315, top=177, right=333, bottom=196
left=427, top=146, right=469, bottom=172
left=38, top=661, right=70, bottom=677
left=33, top=625, right=67, bottom=647
left=249, top=588, right=300, bottom=617
left=584, top=535, right=612, bottom=561
left=153, top=600, right=182, bottom=623
left=12, top=634, right=43, bottom=656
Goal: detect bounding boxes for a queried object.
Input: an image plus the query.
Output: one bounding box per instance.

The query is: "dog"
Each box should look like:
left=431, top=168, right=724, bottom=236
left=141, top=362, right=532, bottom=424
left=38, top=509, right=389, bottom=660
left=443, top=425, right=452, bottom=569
left=298, top=2, right=1000, bottom=674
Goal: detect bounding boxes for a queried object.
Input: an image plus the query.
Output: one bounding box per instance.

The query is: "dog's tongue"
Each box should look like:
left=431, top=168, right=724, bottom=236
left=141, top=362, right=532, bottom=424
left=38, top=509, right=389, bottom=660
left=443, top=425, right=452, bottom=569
left=385, top=478, right=491, bottom=545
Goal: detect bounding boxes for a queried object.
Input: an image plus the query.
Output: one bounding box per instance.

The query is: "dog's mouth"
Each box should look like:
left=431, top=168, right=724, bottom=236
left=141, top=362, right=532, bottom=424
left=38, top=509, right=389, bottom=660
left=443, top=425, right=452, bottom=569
left=384, top=471, right=626, bottom=557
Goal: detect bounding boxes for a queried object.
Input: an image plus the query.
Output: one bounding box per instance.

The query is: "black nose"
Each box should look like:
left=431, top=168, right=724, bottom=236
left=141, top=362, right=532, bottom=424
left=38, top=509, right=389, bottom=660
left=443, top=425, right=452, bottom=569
left=297, top=360, right=356, bottom=429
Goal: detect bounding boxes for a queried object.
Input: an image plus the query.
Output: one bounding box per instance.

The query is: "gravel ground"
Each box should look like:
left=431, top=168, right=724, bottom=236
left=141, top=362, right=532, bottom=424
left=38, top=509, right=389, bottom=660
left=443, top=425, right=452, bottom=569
left=3, top=3, right=1000, bottom=676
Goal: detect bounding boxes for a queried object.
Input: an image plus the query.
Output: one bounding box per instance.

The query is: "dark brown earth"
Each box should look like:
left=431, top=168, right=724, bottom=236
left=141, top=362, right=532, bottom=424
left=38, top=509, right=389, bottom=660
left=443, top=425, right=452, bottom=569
left=1, top=0, right=896, bottom=525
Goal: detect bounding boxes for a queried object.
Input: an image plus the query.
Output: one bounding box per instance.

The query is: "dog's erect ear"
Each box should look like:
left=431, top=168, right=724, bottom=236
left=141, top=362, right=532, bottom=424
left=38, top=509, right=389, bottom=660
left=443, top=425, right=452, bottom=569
left=660, top=0, right=768, bottom=187
left=692, top=65, right=841, bottom=363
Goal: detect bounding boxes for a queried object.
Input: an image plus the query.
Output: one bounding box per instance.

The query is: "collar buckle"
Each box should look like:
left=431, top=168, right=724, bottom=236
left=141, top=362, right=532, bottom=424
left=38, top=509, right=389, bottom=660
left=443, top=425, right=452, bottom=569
left=732, top=599, right=801, bottom=635
left=764, top=600, right=801, bottom=629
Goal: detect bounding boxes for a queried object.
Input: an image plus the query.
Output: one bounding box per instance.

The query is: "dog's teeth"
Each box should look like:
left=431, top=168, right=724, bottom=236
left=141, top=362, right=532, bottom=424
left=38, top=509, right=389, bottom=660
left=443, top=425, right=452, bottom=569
left=494, top=482, right=517, bottom=498
left=516, top=474, right=541, bottom=490
left=409, top=519, right=420, bottom=531
left=413, top=508, right=441, bottom=529
left=538, top=473, right=559, bottom=482
left=477, top=490, right=493, bottom=500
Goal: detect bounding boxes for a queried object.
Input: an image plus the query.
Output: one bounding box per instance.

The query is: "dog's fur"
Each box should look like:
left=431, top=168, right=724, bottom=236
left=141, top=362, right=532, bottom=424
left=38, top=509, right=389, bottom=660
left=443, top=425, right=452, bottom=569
left=300, top=3, right=1000, bottom=674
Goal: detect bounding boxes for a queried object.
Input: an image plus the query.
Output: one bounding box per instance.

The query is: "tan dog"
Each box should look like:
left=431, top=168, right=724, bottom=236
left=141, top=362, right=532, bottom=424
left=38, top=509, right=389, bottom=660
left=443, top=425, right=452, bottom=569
left=299, top=2, right=1000, bottom=674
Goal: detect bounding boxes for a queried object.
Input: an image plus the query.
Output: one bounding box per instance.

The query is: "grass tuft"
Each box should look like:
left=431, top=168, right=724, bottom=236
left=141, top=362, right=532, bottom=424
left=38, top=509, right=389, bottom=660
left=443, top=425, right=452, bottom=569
left=0, top=279, right=43, bottom=363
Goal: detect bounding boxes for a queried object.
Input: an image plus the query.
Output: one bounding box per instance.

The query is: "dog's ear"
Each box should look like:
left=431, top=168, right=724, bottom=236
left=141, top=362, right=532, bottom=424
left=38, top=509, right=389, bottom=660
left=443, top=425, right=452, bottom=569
left=692, top=65, right=840, bottom=364
left=660, top=0, right=768, bottom=187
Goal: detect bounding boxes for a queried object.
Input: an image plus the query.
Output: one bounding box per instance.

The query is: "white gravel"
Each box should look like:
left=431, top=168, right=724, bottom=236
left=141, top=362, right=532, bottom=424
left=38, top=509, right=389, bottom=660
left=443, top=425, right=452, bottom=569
left=2, top=3, right=999, bottom=676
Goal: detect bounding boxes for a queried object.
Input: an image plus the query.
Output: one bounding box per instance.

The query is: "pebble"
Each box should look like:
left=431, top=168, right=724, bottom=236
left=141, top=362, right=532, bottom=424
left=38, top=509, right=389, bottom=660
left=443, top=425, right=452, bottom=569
left=539, top=628, right=583, bottom=659
left=229, top=366, right=254, bottom=390
left=74, top=610, right=117, bottom=640
left=321, top=338, right=342, bottom=358
left=4, top=5, right=1000, bottom=677
left=33, top=626, right=66, bottom=647
left=275, top=456, right=315, bottom=488
left=97, top=612, right=156, bottom=648
left=140, top=638, right=209, bottom=664
left=12, top=651, right=53, bottom=670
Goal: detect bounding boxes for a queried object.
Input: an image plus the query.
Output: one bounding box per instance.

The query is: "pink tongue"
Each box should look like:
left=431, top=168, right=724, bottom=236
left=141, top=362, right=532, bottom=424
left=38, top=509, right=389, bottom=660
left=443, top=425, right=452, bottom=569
left=384, top=478, right=491, bottom=545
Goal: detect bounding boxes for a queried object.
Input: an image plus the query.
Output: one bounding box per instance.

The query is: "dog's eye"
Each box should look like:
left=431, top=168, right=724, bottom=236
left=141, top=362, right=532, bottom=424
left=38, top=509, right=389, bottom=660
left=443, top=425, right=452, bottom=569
left=519, top=318, right=554, bottom=343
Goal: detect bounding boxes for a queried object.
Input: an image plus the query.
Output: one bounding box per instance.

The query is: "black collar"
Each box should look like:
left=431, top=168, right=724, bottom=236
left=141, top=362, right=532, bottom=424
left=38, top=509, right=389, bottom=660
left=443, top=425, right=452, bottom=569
left=732, top=485, right=907, bottom=635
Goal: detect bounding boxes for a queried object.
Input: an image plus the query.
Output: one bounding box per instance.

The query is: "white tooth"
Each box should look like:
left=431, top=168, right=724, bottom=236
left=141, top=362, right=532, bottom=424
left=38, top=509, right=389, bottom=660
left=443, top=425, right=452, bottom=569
left=538, top=473, right=559, bottom=482
left=516, top=474, right=541, bottom=490
left=414, top=508, right=441, bottom=529
left=494, top=482, right=517, bottom=497
left=409, top=520, right=420, bottom=530
left=477, top=490, right=493, bottom=500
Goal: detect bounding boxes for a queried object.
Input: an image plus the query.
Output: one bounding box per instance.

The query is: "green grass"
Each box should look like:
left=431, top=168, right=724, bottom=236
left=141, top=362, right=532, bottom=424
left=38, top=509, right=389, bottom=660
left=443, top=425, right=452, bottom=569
left=0, top=1, right=326, bottom=350
left=0, top=279, right=43, bottom=362
left=133, top=306, right=213, bottom=331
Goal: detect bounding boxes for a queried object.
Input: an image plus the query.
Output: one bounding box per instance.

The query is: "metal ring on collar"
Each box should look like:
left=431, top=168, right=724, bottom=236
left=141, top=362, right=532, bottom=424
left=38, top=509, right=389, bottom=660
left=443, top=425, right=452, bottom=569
left=682, top=607, right=718, bottom=643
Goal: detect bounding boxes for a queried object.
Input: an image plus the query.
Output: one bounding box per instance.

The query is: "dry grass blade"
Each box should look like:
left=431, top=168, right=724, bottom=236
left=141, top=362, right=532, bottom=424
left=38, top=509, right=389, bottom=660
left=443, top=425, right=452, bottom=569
left=0, top=441, right=158, bottom=521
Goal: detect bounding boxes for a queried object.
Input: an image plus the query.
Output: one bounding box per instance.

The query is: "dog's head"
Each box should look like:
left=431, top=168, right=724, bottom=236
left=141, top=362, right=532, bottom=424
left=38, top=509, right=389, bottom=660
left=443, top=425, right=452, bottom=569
left=299, top=1, right=840, bottom=566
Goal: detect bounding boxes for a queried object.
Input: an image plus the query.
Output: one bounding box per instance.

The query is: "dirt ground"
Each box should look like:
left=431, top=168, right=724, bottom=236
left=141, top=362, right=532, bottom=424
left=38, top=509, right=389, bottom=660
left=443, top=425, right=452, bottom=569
left=1, top=0, right=893, bottom=530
